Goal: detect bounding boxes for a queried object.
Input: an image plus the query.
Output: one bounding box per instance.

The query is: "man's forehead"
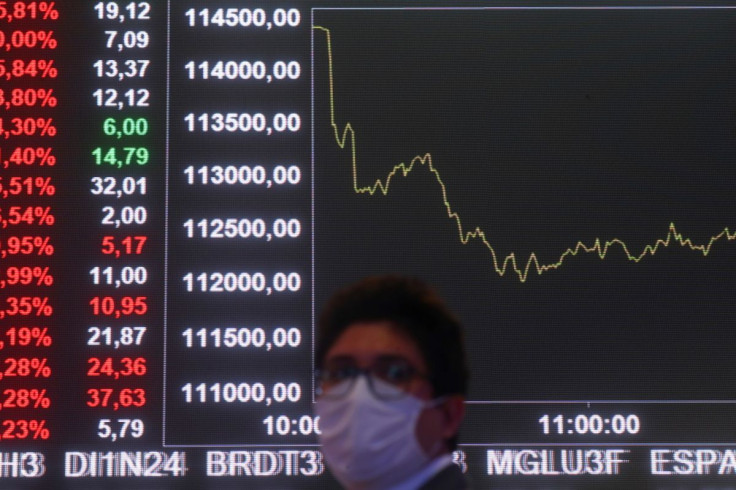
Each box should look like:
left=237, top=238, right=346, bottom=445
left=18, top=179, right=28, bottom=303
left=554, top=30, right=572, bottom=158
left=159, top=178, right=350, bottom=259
left=325, top=321, right=427, bottom=370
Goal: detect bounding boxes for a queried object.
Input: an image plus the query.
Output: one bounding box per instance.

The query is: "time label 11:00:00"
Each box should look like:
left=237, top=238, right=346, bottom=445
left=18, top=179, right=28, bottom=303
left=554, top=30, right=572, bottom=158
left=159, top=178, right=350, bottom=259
left=539, top=414, right=641, bottom=436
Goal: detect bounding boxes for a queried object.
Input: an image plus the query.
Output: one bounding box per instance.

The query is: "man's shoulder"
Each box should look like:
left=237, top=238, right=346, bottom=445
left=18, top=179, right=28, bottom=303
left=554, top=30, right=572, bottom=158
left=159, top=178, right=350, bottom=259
left=419, top=463, right=469, bottom=490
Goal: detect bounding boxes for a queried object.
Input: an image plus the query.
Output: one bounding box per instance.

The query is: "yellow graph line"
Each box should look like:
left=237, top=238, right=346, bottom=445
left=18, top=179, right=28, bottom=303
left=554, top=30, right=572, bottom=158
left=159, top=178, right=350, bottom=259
left=314, top=25, right=736, bottom=282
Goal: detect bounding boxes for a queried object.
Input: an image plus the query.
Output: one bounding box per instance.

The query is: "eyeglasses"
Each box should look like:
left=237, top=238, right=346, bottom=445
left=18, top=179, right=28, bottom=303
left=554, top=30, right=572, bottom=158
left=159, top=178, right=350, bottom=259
left=315, top=357, right=428, bottom=400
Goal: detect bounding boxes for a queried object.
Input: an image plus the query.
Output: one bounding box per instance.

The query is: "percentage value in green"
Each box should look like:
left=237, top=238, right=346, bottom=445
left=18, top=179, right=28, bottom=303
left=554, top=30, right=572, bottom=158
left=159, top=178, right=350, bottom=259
left=92, top=147, right=149, bottom=168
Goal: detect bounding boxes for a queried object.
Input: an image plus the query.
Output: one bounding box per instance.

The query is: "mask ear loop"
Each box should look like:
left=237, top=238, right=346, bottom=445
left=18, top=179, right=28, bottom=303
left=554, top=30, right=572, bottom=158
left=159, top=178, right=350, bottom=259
left=423, top=395, right=447, bottom=409
left=418, top=395, right=449, bottom=457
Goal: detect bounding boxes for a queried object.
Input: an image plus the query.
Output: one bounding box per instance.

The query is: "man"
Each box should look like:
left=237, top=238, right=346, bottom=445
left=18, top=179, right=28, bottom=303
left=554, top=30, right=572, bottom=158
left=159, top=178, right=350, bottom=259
left=314, top=275, right=470, bottom=489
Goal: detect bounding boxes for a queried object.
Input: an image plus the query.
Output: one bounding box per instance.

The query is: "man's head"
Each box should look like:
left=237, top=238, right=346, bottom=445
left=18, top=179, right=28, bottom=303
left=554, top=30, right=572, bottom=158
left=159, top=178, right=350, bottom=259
left=316, top=275, right=469, bottom=453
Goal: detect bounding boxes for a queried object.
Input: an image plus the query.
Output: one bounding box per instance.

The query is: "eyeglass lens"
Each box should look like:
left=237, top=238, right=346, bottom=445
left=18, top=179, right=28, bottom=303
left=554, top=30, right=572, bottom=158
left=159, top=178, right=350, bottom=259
left=317, top=356, right=422, bottom=399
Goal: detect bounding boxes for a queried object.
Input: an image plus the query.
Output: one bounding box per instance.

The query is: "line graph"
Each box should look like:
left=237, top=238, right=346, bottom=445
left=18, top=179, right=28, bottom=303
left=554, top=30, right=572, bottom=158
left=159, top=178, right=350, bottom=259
left=313, top=24, right=736, bottom=283
left=312, top=7, right=736, bottom=402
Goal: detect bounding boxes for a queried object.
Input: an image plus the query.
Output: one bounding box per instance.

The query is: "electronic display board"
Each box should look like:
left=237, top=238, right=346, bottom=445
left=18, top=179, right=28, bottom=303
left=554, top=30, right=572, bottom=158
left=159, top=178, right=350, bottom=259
left=0, top=1, right=735, bottom=488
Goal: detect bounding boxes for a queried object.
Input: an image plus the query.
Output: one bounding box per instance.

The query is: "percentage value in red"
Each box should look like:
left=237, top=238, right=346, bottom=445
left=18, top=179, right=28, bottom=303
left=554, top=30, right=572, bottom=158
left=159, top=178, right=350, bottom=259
left=0, top=59, right=57, bottom=80
left=1, top=147, right=56, bottom=168
left=1, top=326, right=52, bottom=349
left=0, top=88, right=57, bottom=109
left=87, top=388, right=146, bottom=411
left=0, top=357, right=51, bottom=379
left=0, top=30, right=57, bottom=51
left=0, top=117, right=57, bottom=138
left=1, top=266, right=53, bottom=287
left=0, top=176, right=55, bottom=198
left=1, top=388, right=51, bottom=409
left=0, top=236, right=54, bottom=258
left=0, top=419, right=50, bottom=440
left=2, top=296, right=53, bottom=318
left=0, top=2, right=58, bottom=22
left=0, top=206, right=55, bottom=226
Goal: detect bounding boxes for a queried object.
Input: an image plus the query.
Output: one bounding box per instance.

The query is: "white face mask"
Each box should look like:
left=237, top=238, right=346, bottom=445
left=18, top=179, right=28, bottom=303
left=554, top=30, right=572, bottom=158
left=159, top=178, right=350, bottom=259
left=314, top=376, right=442, bottom=490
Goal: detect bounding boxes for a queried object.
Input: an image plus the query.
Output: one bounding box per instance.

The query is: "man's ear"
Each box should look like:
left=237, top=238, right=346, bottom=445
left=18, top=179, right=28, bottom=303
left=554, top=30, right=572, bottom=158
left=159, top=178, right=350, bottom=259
left=440, top=394, right=465, bottom=441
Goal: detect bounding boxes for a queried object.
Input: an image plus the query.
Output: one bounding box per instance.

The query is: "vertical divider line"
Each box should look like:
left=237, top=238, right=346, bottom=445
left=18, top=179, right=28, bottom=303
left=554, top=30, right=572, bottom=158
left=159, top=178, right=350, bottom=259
left=310, top=8, right=316, bottom=405
left=162, top=0, right=171, bottom=446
